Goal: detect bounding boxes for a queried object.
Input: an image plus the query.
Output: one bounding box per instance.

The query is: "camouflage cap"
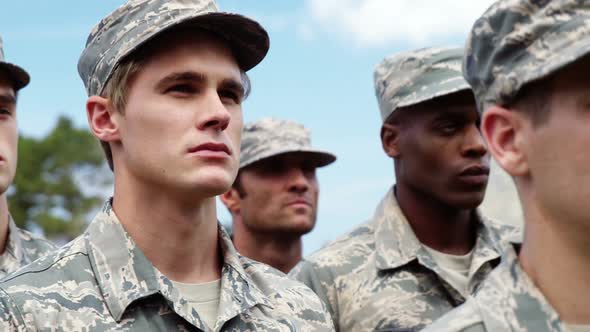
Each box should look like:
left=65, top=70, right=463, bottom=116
left=78, top=0, right=269, bottom=97
left=464, top=0, right=590, bottom=113
left=240, top=118, right=336, bottom=169
left=0, top=35, right=29, bottom=90
left=374, top=47, right=470, bottom=122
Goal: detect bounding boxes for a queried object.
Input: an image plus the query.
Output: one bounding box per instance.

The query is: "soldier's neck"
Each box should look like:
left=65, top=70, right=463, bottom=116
left=519, top=197, right=590, bottom=324
left=111, top=172, right=222, bottom=284
left=394, top=184, right=476, bottom=255
left=0, top=194, right=9, bottom=255
left=233, top=222, right=302, bottom=273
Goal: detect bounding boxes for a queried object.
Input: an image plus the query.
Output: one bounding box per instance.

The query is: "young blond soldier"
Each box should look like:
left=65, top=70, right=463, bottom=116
left=0, top=1, right=334, bottom=330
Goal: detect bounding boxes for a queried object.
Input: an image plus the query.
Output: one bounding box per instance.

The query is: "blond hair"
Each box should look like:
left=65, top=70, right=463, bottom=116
left=99, top=58, right=144, bottom=170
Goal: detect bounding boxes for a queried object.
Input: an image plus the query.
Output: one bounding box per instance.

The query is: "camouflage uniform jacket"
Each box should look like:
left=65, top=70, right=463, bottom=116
left=423, top=243, right=568, bottom=332
left=0, top=201, right=335, bottom=331
left=289, top=188, right=519, bottom=332
left=0, top=216, right=56, bottom=279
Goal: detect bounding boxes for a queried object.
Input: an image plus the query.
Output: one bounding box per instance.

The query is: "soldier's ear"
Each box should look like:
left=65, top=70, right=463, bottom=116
left=220, top=189, right=241, bottom=215
left=481, top=105, right=530, bottom=177
left=87, top=96, right=121, bottom=144
left=381, top=123, right=402, bottom=158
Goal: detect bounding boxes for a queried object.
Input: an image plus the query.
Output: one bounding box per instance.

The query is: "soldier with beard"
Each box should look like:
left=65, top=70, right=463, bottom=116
left=221, top=118, right=336, bottom=273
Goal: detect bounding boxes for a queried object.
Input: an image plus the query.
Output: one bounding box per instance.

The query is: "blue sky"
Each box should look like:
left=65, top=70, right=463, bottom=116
left=1, top=0, right=515, bottom=254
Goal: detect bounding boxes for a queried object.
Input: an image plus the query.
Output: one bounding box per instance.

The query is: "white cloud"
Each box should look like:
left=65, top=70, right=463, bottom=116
left=302, top=0, right=495, bottom=47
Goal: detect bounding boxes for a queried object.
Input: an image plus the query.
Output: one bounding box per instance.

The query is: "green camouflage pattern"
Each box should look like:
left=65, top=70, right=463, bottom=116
left=77, top=0, right=269, bottom=96
left=239, top=118, right=336, bottom=169
left=0, top=200, right=334, bottom=331
left=464, top=0, right=590, bottom=113
left=374, top=47, right=470, bottom=122
left=423, top=244, right=568, bottom=332
left=0, top=35, right=30, bottom=90
left=0, top=216, right=56, bottom=279
left=289, top=188, right=520, bottom=332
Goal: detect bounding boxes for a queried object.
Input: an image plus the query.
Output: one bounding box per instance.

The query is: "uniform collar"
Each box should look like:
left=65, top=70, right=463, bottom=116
left=374, top=187, right=505, bottom=272
left=86, top=199, right=272, bottom=328
left=373, top=188, right=422, bottom=270
left=215, top=223, right=274, bottom=324
left=476, top=244, right=567, bottom=332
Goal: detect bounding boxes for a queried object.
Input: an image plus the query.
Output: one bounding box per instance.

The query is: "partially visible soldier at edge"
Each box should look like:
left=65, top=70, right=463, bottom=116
left=0, top=35, right=56, bottom=279
left=425, top=1, right=590, bottom=331
left=220, top=118, right=336, bottom=273
left=0, top=1, right=334, bottom=331
left=290, top=47, right=520, bottom=332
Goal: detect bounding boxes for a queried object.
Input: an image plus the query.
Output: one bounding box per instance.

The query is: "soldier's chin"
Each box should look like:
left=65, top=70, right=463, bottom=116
left=0, top=175, right=10, bottom=196
left=281, top=220, right=315, bottom=237
left=449, top=192, right=486, bottom=210
left=199, top=181, right=233, bottom=197
left=184, top=175, right=234, bottom=198
left=201, top=164, right=237, bottom=191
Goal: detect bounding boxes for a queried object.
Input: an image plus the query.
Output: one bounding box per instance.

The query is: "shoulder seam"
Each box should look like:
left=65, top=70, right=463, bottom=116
left=2, top=251, right=88, bottom=283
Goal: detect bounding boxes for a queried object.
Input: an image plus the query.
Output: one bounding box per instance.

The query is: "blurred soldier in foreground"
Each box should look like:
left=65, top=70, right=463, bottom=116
left=0, top=1, right=334, bottom=331
left=425, top=1, right=590, bottom=331
left=290, top=47, right=519, bottom=331
left=221, top=118, right=336, bottom=273
left=0, top=35, right=56, bottom=279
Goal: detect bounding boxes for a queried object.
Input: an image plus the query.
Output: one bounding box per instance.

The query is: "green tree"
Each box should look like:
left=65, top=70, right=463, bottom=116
left=8, top=116, right=112, bottom=240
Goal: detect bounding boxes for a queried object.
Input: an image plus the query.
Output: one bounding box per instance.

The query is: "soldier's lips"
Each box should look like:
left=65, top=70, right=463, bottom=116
left=286, top=199, right=312, bottom=208
left=187, top=142, right=231, bottom=159
left=458, top=164, right=489, bottom=186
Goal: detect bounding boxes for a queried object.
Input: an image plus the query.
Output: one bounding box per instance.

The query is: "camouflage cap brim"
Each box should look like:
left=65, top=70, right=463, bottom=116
left=239, top=118, right=336, bottom=170
left=374, top=47, right=470, bottom=122
left=0, top=62, right=30, bottom=90
left=392, top=79, right=470, bottom=115
left=0, top=35, right=30, bottom=90
left=79, top=1, right=269, bottom=97
left=240, top=148, right=337, bottom=170
left=189, top=12, right=270, bottom=72
left=104, top=12, right=268, bottom=96
left=464, top=0, right=590, bottom=113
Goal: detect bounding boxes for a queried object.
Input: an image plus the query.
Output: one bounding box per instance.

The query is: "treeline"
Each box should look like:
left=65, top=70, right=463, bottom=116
left=8, top=116, right=112, bottom=241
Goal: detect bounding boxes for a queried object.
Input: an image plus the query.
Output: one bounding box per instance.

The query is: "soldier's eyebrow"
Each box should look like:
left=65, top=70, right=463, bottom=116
left=0, top=93, right=16, bottom=105
left=433, top=107, right=474, bottom=121
left=154, top=71, right=245, bottom=98
left=219, top=78, right=245, bottom=100
left=155, top=71, right=206, bottom=90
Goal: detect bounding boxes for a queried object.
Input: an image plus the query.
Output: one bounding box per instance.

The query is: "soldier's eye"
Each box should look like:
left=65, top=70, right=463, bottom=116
left=437, top=123, right=458, bottom=135
left=166, top=84, right=196, bottom=94
left=269, top=163, right=287, bottom=174
left=219, top=89, right=242, bottom=105
left=0, top=107, right=12, bottom=116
